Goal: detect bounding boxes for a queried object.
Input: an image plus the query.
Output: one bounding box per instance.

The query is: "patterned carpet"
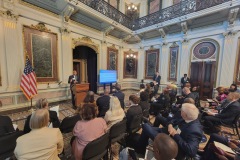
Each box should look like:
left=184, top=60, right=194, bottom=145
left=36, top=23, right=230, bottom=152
left=3, top=90, right=239, bottom=159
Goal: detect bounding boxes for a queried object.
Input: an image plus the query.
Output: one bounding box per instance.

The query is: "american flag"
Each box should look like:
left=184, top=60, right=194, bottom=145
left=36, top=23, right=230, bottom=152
left=20, top=58, right=37, bottom=100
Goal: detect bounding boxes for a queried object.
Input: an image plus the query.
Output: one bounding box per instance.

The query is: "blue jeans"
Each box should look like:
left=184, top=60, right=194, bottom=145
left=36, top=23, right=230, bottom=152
left=137, top=123, right=167, bottom=152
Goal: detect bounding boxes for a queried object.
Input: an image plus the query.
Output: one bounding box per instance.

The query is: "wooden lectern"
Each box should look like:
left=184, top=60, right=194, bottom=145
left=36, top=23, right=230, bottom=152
left=73, top=83, right=89, bottom=106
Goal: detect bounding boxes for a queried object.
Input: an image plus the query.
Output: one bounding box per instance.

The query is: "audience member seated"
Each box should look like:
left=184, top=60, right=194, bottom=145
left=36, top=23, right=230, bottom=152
left=150, top=88, right=170, bottom=116
left=72, top=103, right=107, bottom=159
left=203, top=133, right=240, bottom=160
left=24, top=98, right=60, bottom=134
left=153, top=98, right=195, bottom=127
left=139, top=91, right=150, bottom=112
left=0, top=115, right=15, bottom=136
left=153, top=133, right=178, bottom=160
left=167, top=84, right=177, bottom=106
left=145, top=83, right=153, bottom=101
left=96, top=88, right=110, bottom=117
left=216, top=87, right=227, bottom=103
left=229, top=83, right=238, bottom=93
left=176, top=87, right=196, bottom=106
left=137, top=103, right=203, bottom=159
left=104, top=96, right=125, bottom=129
left=126, top=95, right=142, bottom=131
left=14, top=109, right=63, bottom=159
left=202, top=92, right=240, bottom=133
left=76, top=91, right=96, bottom=114
left=113, top=84, right=125, bottom=109
left=139, top=84, right=145, bottom=93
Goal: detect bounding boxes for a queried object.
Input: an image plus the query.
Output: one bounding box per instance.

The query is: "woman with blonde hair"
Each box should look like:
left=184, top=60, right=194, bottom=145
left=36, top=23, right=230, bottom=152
left=104, top=96, right=125, bottom=129
left=15, top=109, right=63, bottom=160
left=24, top=98, right=60, bottom=134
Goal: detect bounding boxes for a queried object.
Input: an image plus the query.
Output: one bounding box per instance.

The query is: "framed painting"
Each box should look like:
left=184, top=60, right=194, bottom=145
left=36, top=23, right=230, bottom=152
left=107, top=46, right=118, bottom=70
left=168, top=43, right=179, bottom=81
left=123, top=50, right=138, bottom=78
left=23, top=23, right=58, bottom=83
left=145, top=48, right=159, bottom=79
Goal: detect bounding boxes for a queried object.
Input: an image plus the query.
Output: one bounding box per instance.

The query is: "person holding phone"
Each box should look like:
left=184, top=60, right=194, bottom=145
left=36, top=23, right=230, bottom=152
left=68, top=70, right=80, bottom=108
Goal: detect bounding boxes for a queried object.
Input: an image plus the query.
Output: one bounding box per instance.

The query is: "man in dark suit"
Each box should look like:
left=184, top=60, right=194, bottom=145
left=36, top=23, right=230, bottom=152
left=181, top=74, right=190, bottom=88
left=68, top=70, right=80, bottom=108
left=138, top=103, right=203, bottom=159
left=113, top=84, right=125, bottom=109
left=96, top=88, right=110, bottom=117
left=0, top=115, right=15, bottom=136
left=153, top=71, right=161, bottom=95
left=203, top=92, right=240, bottom=133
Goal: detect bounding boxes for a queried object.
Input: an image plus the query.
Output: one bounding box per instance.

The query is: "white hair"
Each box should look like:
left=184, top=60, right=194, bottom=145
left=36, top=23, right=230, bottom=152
left=181, top=103, right=199, bottom=121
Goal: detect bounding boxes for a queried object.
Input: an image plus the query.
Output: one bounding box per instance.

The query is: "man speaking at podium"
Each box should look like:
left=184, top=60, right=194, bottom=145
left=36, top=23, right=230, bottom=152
left=68, top=70, right=80, bottom=108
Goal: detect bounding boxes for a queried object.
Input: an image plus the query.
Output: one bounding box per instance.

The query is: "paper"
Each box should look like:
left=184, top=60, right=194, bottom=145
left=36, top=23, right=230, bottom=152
left=207, top=99, right=214, bottom=102
left=214, top=141, right=235, bottom=154
left=50, top=105, right=59, bottom=117
left=13, top=124, right=18, bottom=130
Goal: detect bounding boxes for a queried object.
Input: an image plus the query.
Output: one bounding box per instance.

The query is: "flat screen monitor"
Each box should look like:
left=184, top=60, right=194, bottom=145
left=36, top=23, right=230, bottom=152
left=99, top=70, right=117, bottom=84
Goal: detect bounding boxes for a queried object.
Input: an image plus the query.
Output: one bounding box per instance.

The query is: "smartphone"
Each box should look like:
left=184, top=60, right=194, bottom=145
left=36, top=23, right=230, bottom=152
left=128, top=148, right=138, bottom=160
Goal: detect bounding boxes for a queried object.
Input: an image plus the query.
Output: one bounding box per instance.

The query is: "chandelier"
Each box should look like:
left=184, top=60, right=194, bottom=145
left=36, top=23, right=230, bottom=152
left=127, top=3, right=137, bottom=18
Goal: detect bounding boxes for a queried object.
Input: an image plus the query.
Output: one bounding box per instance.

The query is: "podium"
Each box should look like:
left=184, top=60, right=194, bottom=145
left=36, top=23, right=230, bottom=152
left=73, top=83, right=89, bottom=106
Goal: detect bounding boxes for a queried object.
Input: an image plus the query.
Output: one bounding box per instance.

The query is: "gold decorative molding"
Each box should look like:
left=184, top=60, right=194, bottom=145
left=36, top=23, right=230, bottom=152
left=30, top=22, right=51, bottom=32
left=72, top=37, right=99, bottom=54
left=0, top=10, right=18, bottom=21
left=108, top=44, right=117, bottom=50
left=170, top=42, right=179, bottom=48
left=149, top=45, right=155, bottom=50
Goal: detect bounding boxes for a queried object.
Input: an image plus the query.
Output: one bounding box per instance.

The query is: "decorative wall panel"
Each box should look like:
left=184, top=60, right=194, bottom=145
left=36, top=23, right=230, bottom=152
left=145, top=48, right=159, bottom=79
left=107, top=45, right=118, bottom=70
left=169, top=43, right=179, bottom=81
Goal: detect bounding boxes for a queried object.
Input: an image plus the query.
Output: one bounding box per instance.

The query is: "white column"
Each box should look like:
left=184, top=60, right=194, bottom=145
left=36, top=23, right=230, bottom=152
left=61, top=32, right=73, bottom=84
left=139, top=0, right=148, bottom=17
left=179, top=41, right=191, bottom=84
left=218, top=34, right=238, bottom=86
left=118, top=46, right=124, bottom=82
left=3, top=19, right=22, bottom=91
left=160, top=44, right=169, bottom=84
left=137, top=48, right=145, bottom=81
left=101, top=42, right=107, bottom=70
left=162, top=0, right=172, bottom=9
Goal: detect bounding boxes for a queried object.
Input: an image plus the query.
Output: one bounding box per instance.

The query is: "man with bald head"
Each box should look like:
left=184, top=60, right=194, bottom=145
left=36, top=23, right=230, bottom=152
left=138, top=103, right=202, bottom=159
left=96, top=88, right=110, bottom=117
left=153, top=133, right=178, bottom=160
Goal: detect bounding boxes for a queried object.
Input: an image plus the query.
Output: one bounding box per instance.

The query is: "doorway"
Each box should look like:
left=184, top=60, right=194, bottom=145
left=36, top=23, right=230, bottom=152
left=73, top=46, right=97, bottom=93
left=190, top=61, right=216, bottom=100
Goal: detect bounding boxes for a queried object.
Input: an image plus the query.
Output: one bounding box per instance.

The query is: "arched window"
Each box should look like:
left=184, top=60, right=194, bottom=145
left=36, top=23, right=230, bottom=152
left=148, top=0, right=162, bottom=14
left=108, top=0, right=119, bottom=10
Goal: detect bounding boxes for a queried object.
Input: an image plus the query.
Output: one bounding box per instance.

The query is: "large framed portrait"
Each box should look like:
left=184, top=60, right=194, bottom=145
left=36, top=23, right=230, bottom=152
left=145, top=48, right=159, bottom=79
left=168, top=43, right=179, bottom=81
left=107, top=46, right=118, bottom=70
left=23, top=23, right=58, bottom=82
left=123, top=50, right=138, bottom=78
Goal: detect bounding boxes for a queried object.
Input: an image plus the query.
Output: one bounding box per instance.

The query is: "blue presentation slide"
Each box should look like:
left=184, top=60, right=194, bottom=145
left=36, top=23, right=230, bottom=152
left=99, top=70, right=117, bottom=83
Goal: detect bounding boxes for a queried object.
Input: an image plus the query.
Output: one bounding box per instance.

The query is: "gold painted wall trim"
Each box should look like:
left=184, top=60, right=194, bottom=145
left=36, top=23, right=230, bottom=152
left=0, top=10, right=19, bottom=21
left=72, top=37, right=99, bottom=54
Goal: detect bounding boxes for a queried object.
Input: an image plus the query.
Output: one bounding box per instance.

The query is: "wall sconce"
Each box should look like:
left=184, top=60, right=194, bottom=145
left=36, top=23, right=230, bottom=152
left=126, top=54, right=136, bottom=58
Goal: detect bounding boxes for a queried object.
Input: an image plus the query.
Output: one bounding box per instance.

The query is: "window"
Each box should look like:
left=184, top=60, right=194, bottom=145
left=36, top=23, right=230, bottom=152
left=148, top=0, right=162, bottom=14
left=108, top=0, right=119, bottom=10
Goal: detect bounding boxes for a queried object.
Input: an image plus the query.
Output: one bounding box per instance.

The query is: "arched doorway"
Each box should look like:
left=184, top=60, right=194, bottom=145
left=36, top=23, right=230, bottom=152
left=190, top=39, right=219, bottom=99
left=73, top=46, right=97, bottom=93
